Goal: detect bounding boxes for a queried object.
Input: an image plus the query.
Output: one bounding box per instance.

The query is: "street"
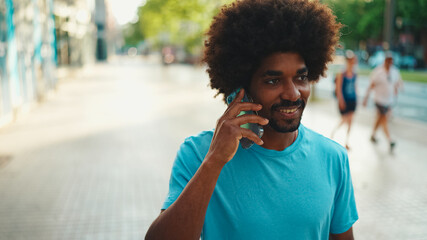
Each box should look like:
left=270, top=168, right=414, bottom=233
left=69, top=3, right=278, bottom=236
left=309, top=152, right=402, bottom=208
left=0, top=56, right=426, bottom=239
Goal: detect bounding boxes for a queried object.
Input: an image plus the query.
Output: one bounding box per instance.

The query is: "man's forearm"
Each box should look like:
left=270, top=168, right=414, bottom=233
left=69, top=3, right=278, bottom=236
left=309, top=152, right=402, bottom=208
left=145, top=156, right=225, bottom=240
left=363, top=85, right=372, bottom=105
left=330, top=227, right=354, bottom=240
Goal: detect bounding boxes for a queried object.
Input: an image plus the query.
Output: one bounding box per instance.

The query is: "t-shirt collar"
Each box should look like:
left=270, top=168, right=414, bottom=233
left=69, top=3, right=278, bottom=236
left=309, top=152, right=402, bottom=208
left=247, top=124, right=305, bottom=157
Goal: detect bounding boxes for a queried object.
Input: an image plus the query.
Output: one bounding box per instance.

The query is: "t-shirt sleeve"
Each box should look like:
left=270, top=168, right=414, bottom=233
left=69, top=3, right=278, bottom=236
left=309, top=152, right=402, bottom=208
left=161, top=138, right=206, bottom=210
left=330, top=153, right=359, bottom=234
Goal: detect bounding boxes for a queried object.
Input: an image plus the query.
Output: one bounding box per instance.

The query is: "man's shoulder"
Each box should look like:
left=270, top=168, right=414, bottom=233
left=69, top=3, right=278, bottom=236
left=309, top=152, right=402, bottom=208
left=183, top=130, right=214, bottom=145
left=179, top=130, right=214, bottom=155
left=301, top=126, right=349, bottom=173
left=173, top=130, right=214, bottom=168
left=302, top=125, right=347, bottom=155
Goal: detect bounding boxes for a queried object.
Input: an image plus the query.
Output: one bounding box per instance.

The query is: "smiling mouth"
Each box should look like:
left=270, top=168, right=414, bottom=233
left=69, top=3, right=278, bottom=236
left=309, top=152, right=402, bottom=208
left=279, top=107, right=299, bottom=114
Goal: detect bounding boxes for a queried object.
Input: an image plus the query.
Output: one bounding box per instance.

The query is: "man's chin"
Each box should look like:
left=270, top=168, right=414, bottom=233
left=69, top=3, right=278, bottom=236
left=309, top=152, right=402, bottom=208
left=268, top=118, right=301, bottom=133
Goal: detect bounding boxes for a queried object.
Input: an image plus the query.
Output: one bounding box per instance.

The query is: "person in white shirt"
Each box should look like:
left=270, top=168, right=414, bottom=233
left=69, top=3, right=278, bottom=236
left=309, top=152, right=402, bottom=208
left=363, top=52, right=403, bottom=152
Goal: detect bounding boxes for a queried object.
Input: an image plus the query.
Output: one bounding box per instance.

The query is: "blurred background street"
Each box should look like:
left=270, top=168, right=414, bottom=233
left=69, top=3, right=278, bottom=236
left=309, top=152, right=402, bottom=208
left=1, top=56, right=427, bottom=239
left=1, top=0, right=427, bottom=239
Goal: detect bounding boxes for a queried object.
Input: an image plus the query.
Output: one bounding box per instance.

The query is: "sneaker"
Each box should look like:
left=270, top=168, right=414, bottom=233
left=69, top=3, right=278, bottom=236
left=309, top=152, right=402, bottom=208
left=370, top=136, right=377, bottom=143
left=390, top=141, right=396, bottom=153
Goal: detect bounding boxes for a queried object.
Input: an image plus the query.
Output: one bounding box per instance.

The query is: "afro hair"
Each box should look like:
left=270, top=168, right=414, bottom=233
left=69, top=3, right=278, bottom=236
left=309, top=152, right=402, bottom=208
left=203, top=0, right=341, bottom=101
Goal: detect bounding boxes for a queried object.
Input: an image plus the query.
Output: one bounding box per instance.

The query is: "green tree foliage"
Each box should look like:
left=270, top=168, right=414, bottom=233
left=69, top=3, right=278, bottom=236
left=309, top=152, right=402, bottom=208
left=123, top=22, right=145, bottom=47
left=126, top=0, right=427, bottom=54
left=324, top=0, right=427, bottom=50
left=324, top=0, right=385, bottom=49
left=134, top=0, right=233, bottom=55
left=396, top=0, right=427, bottom=30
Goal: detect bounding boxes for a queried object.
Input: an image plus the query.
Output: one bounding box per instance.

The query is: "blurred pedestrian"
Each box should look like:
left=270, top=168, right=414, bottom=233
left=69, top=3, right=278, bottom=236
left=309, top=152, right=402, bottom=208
left=146, top=0, right=357, bottom=239
left=331, top=50, right=358, bottom=150
left=363, top=51, right=403, bottom=153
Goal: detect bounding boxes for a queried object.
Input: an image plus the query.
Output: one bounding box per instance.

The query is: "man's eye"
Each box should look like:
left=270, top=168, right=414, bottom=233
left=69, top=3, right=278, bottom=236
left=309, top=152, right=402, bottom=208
left=297, top=75, right=308, bottom=81
left=266, top=79, right=279, bottom=85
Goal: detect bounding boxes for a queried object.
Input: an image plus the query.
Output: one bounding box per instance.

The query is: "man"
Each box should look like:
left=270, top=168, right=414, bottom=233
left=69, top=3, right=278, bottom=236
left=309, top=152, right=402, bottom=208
left=363, top=52, right=403, bottom=153
left=146, top=0, right=358, bottom=239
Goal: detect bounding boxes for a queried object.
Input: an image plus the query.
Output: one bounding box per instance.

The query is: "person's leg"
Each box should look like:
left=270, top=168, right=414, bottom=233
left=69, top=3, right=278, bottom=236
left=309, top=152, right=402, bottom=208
left=381, top=110, right=396, bottom=152
left=331, top=117, right=345, bottom=139
left=371, top=111, right=381, bottom=142
left=332, top=105, right=348, bottom=139
left=345, top=112, right=354, bottom=149
left=381, top=114, right=391, bottom=142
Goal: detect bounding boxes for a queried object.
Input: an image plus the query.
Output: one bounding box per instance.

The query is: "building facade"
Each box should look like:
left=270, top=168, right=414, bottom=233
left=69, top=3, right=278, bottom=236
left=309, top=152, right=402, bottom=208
left=0, top=0, right=115, bottom=127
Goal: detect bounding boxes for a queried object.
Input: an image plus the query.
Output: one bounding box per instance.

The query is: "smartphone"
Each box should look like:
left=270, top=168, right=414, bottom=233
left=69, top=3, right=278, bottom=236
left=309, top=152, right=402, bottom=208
left=226, top=88, right=264, bottom=149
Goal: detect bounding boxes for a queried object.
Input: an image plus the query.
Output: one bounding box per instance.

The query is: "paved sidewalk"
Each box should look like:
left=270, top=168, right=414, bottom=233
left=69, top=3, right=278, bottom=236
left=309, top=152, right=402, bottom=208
left=304, top=98, right=427, bottom=239
left=0, top=57, right=426, bottom=239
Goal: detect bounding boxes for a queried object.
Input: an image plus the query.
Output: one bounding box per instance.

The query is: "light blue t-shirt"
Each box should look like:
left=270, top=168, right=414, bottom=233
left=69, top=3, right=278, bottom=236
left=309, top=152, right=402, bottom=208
left=162, top=124, right=358, bottom=239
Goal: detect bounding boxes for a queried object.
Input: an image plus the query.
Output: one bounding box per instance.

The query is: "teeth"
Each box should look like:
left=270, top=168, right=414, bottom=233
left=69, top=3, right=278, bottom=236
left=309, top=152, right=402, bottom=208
left=279, top=108, right=298, bottom=113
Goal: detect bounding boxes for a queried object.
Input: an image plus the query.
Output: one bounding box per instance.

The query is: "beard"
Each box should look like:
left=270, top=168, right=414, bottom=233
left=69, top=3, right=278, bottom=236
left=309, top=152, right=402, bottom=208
left=268, top=116, right=302, bottom=133
left=267, top=99, right=305, bottom=133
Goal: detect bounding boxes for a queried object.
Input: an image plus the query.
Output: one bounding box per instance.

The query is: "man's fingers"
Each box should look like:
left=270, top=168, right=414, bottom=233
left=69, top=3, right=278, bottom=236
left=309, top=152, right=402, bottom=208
left=229, top=88, right=245, bottom=106
left=240, top=128, right=264, bottom=145
left=224, top=89, right=245, bottom=116
left=226, top=102, right=262, bottom=118
left=232, top=114, right=269, bottom=126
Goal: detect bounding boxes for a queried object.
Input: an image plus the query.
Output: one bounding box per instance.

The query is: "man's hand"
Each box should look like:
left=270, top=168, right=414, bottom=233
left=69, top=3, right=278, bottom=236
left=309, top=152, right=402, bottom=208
left=362, top=97, right=368, bottom=107
left=207, top=89, right=269, bottom=165
left=363, top=82, right=375, bottom=107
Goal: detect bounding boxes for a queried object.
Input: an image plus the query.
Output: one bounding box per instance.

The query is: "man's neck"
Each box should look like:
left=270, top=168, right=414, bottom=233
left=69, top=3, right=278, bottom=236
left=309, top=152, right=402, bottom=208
left=260, top=127, right=298, bottom=151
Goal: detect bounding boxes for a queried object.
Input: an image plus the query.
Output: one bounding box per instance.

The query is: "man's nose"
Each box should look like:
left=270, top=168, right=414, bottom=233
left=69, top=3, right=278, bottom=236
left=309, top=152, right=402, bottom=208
left=280, top=80, right=301, bottom=102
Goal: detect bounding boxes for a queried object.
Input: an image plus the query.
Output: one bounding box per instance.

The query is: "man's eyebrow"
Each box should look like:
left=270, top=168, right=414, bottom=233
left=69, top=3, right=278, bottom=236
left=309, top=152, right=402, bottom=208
left=297, top=67, right=308, bottom=75
left=261, top=70, right=283, bottom=77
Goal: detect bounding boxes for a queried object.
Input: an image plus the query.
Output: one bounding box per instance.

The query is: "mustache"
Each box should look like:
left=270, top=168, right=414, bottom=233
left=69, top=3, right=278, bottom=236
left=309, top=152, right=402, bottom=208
left=271, top=99, right=305, bottom=111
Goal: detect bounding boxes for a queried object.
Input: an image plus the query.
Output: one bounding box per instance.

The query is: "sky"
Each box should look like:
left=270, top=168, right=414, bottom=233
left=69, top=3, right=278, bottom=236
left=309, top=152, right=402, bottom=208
left=109, top=0, right=146, bottom=25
